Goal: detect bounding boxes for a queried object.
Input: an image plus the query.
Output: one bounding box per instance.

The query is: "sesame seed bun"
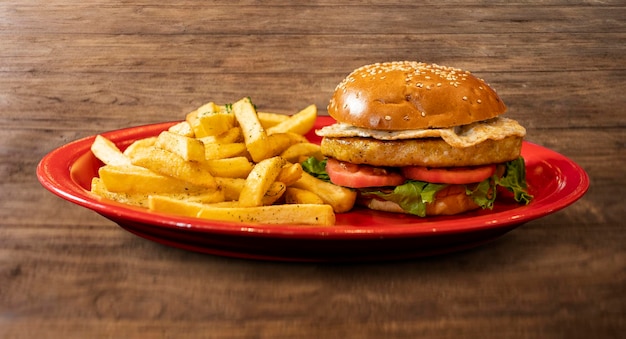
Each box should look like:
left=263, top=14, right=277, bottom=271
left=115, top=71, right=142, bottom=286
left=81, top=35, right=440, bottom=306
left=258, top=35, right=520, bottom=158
left=327, top=61, right=507, bottom=130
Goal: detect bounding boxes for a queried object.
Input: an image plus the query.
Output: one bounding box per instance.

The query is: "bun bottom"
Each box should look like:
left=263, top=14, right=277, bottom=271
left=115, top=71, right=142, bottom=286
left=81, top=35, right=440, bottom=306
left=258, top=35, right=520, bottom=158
left=360, top=185, right=480, bottom=216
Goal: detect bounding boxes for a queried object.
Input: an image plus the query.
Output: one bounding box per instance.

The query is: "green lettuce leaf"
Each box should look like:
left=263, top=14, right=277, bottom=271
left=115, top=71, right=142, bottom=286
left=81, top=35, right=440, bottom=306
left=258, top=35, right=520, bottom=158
left=301, top=157, right=330, bottom=182
left=360, top=181, right=448, bottom=217
left=466, top=178, right=496, bottom=210
left=496, top=157, right=533, bottom=204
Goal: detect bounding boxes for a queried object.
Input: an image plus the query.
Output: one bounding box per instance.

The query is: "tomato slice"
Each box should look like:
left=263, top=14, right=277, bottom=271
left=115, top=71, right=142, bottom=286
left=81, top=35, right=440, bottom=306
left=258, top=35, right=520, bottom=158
left=326, top=158, right=405, bottom=188
left=402, top=164, right=496, bottom=184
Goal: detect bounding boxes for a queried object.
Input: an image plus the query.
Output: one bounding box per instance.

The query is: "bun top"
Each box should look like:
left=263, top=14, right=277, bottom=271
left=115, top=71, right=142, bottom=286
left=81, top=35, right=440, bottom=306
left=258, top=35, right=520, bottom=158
left=327, top=61, right=507, bottom=130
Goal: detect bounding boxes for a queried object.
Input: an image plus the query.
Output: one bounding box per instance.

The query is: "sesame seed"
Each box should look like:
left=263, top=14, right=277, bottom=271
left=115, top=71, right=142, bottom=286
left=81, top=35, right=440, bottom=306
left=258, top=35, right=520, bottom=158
left=384, top=115, right=391, bottom=121
left=421, top=111, right=426, bottom=117
left=477, top=99, right=482, bottom=104
left=462, top=96, right=468, bottom=101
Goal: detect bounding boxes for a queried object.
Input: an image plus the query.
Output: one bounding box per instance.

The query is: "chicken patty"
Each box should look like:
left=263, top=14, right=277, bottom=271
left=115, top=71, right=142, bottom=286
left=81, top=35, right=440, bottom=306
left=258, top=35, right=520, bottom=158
left=320, top=136, right=523, bottom=167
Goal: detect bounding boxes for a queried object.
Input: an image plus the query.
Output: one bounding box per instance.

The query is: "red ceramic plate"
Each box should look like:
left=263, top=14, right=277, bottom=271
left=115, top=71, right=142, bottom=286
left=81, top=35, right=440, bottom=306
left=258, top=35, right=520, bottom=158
left=37, top=117, right=589, bottom=262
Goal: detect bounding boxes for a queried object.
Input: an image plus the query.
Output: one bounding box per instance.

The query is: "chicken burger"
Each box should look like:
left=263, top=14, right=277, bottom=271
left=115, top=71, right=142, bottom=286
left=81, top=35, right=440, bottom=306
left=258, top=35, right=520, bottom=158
left=308, top=61, right=532, bottom=216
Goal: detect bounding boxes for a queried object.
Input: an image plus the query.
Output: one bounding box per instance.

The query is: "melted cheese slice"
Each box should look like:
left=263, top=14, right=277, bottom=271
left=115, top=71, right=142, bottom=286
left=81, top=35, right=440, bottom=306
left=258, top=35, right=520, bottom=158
left=315, top=117, right=526, bottom=148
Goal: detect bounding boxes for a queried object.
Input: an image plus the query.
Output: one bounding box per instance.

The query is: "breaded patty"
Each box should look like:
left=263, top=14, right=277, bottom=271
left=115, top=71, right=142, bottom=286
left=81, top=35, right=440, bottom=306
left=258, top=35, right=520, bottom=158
left=320, top=136, right=523, bottom=167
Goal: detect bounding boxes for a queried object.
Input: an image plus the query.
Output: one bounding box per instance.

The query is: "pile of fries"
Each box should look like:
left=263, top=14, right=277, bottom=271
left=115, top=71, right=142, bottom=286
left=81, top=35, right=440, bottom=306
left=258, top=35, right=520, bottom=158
left=90, top=97, right=356, bottom=226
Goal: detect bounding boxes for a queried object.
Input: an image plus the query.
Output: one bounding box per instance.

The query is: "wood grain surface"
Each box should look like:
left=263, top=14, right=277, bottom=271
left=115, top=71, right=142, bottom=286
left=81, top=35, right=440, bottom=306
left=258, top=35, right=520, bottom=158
left=1, top=1, right=624, bottom=338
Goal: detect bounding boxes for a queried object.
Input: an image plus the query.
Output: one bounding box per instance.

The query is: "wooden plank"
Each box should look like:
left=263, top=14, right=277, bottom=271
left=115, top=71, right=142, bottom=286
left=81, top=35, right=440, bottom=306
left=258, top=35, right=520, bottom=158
left=2, top=4, right=624, bottom=35
left=2, top=33, right=624, bottom=73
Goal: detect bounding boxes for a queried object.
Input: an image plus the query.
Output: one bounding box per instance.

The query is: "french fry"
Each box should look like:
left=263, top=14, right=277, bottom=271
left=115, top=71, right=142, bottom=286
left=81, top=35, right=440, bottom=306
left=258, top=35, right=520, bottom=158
left=203, top=157, right=254, bottom=178
left=91, top=135, right=132, bottom=166
left=291, top=172, right=357, bottom=213
left=149, top=196, right=335, bottom=226
left=232, top=97, right=272, bottom=162
left=91, top=177, right=149, bottom=207
left=204, top=142, right=248, bottom=160
left=285, top=187, right=325, bottom=205
left=186, top=102, right=236, bottom=138
left=149, top=195, right=334, bottom=226
left=257, top=111, right=290, bottom=129
left=280, top=143, right=323, bottom=163
left=98, top=165, right=205, bottom=194
left=92, top=177, right=224, bottom=207
left=123, top=137, right=157, bottom=158
left=129, top=146, right=217, bottom=189
left=215, top=177, right=246, bottom=201
left=276, top=162, right=303, bottom=186
left=267, top=104, right=317, bottom=135
left=197, top=203, right=335, bottom=225
left=251, top=132, right=309, bottom=162
left=262, top=181, right=286, bottom=205
left=155, top=131, right=205, bottom=162
left=215, top=177, right=286, bottom=203
left=148, top=195, right=207, bottom=217
left=198, top=127, right=242, bottom=145
left=168, top=121, right=195, bottom=137
left=147, top=191, right=227, bottom=217
left=238, top=156, right=286, bottom=207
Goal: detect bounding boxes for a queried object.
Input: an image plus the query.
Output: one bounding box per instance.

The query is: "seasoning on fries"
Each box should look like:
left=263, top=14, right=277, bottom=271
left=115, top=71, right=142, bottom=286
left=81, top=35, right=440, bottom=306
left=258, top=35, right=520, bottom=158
left=89, top=97, right=356, bottom=226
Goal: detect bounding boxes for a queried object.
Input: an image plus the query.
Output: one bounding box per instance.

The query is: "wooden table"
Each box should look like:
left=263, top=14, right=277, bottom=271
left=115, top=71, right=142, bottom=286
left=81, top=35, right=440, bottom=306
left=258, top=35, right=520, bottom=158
left=1, top=1, right=624, bottom=338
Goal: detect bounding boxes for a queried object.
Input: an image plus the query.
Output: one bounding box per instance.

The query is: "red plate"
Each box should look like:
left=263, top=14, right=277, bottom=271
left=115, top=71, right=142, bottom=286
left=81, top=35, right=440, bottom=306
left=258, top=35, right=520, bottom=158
left=37, top=117, right=589, bottom=262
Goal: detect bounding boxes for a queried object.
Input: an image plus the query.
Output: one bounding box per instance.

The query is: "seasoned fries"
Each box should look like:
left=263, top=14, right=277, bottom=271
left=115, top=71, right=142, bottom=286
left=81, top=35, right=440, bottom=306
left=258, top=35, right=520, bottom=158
left=91, top=135, right=132, bottom=166
left=267, top=104, right=317, bottom=135
left=238, top=156, right=286, bottom=207
left=89, top=97, right=357, bottom=225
